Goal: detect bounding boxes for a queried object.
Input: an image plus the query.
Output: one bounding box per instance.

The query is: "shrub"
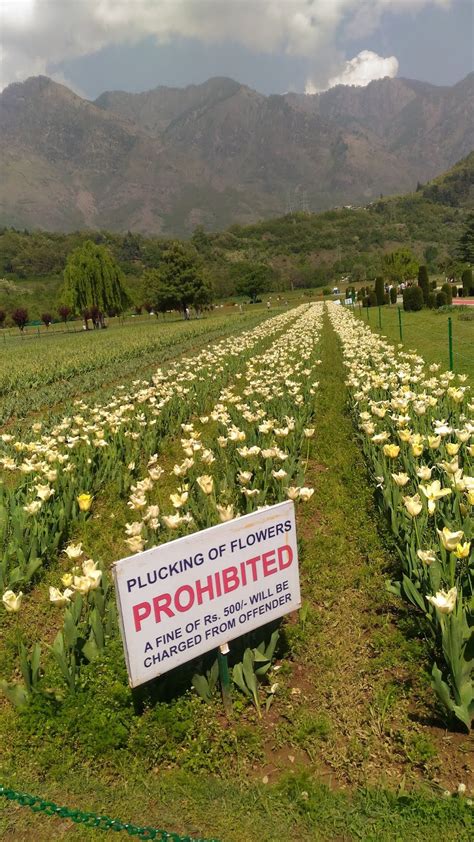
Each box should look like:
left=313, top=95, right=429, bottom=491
left=417, top=265, right=429, bottom=303
left=461, top=268, right=472, bottom=297
left=389, top=286, right=397, bottom=304
left=402, top=286, right=424, bottom=312
left=436, top=291, right=448, bottom=308
left=375, top=276, right=385, bottom=305
left=369, top=290, right=377, bottom=307
left=441, top=283, right=453, bottom=305
left=426, top=292, right=436, bottom=309
left=0, top=309, right=6, bottom=328
left=322, top=287, right=332, bottom=296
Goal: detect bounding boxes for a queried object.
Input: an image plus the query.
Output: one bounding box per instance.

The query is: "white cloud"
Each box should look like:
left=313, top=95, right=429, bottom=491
left=0, top=0, right=453, bottom=92
left=307, top=49, right=399, bottom=93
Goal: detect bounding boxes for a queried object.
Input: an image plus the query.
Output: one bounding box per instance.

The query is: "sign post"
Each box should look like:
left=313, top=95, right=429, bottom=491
left=113, top=501, right=300, bottom=693
left=217, top=643, right=232, bottom=717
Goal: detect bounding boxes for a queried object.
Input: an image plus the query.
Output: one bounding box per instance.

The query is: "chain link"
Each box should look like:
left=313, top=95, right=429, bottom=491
left=0, top=785, right=219, bottom=842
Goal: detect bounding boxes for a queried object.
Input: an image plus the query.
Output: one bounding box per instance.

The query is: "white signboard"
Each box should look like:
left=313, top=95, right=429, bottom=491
left=113, top=500, right=300, bottom=687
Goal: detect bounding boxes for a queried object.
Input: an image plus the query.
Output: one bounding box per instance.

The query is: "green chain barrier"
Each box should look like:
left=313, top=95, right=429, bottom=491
left=0, top=785, right=219, bottom=842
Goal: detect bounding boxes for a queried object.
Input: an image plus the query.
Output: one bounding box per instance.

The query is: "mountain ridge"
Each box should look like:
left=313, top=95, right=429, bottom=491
left=1, top=73, right=473, bottom=235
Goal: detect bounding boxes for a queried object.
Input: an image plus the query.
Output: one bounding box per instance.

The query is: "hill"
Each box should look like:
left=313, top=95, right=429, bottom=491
left=0, top=152, right=472, bottom=320
left=0, top=73, right=472, bottom=236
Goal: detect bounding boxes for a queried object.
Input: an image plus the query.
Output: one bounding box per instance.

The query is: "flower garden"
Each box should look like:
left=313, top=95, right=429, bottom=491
left=0, top=302, right=472, bottom=841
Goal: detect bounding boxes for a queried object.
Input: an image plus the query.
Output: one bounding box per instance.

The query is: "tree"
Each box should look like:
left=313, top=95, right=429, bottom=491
left=191, top=226, right=212, bottom=255
left=462, top=268, right=473, bottom=297
left=58, top=304, right=71, bottom=325
left=423, top=245, right=438, bottom=269
left=402, top=286, right=423, bottom=312
left=375, top=276, right=385, bottom=306
left=417, top=265, right=429, bottom=304
left=382, top=249, right=419, bottom=283
left=12, top=307, right=28, bottom=331
left=41, top=312, right=52, bottom=328
left=441, top=283, right=453, bottom=305
left=456, top=213, right=474, bottom=264
left=63, top=240, right=130, bottom=329
left=235, top=263, right=271, bottom=303
left=145, top=242, right=210, bottom=316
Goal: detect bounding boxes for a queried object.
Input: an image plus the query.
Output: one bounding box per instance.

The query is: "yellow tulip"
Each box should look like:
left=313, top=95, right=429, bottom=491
left=77, top=493, right=93, bottom=512
left=454, top=542, right=471, bottom=559
left=437, top=527, right=464, bottom=551
left=383, top=444, right=400, bottom=459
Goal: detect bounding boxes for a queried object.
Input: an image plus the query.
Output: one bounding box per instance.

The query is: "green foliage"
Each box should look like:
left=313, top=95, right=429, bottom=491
left=389, top=286, right=398, bottom=304
left=63, top=240, right=130, bottom=318
left=457, top=213, right=474, bottom=264
left=232, top=630, right=279, bottom=716
left=417, top=264, right=430, bottom=303
left=440, top=283, right=453, bottom=305
left=145, top=241, right=212, bottom=313
left=234, top=262, right=272, bottom=303
left=403, top=285, right=424, bottom=311
left=192, top=659, right=219, bottom=702
left=461, top=268, right=473, bottom=297
left=375, top=276, right=385, bottom=306
left=383, top=248, right=419, bottom=283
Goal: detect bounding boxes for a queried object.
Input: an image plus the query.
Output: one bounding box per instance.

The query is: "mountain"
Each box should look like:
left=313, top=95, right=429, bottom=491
left=1, top=73, right=473, bottom=236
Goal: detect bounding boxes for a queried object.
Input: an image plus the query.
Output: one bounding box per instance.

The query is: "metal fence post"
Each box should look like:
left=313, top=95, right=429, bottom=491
left=398, top=307, right=403, bottom=342
left=448, top=316, right=454, bottom=371
left=378, top=306, right=382, bottom=330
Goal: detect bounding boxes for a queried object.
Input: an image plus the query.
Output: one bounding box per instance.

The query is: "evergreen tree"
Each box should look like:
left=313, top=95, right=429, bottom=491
left=63, top=240, right=130, bottom=328
left=417, top=264, right=429, bottom=304
left=145, top=242, right=211, bottom=316
left=375, top=276, right=385, bottom=306
left=462, top=268, right=473, bottom=297
left=456, top=213, right=474, bottom=264
left=402, top=287, right=423, bottom=312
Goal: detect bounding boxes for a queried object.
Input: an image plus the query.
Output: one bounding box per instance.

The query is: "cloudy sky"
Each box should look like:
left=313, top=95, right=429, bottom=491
left=1, top=0, right=472, bottom=99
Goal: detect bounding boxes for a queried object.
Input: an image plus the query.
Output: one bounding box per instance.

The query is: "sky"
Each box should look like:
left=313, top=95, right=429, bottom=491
left=0, top=0, right=473, bottom=99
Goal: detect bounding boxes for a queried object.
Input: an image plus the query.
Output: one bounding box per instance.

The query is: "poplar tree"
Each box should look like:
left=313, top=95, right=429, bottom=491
left=375, top=276, right=385, bottom=306
left=63, top=240, right=130, bottom=328
left=417, top=264, right=429, bottom=304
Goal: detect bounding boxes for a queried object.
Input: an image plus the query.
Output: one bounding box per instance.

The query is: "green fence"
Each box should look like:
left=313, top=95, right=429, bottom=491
left=0, top=785, right=218, bottom=841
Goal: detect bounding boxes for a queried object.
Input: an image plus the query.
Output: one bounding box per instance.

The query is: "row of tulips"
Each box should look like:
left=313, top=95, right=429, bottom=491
left=328, top=303, right=473, bottom=731
left=119, top=303, right=324, bottom=555
left=1, top=304, right=322, bottom=706
left=0, top=307, right=304, bottom=594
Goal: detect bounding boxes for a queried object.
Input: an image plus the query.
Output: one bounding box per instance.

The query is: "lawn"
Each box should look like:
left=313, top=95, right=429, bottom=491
left=352, top=303, right=474, bottom=379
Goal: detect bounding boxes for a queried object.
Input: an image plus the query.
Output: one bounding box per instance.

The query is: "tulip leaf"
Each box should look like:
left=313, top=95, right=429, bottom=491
left=0, top=680, right=29, bottom=709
